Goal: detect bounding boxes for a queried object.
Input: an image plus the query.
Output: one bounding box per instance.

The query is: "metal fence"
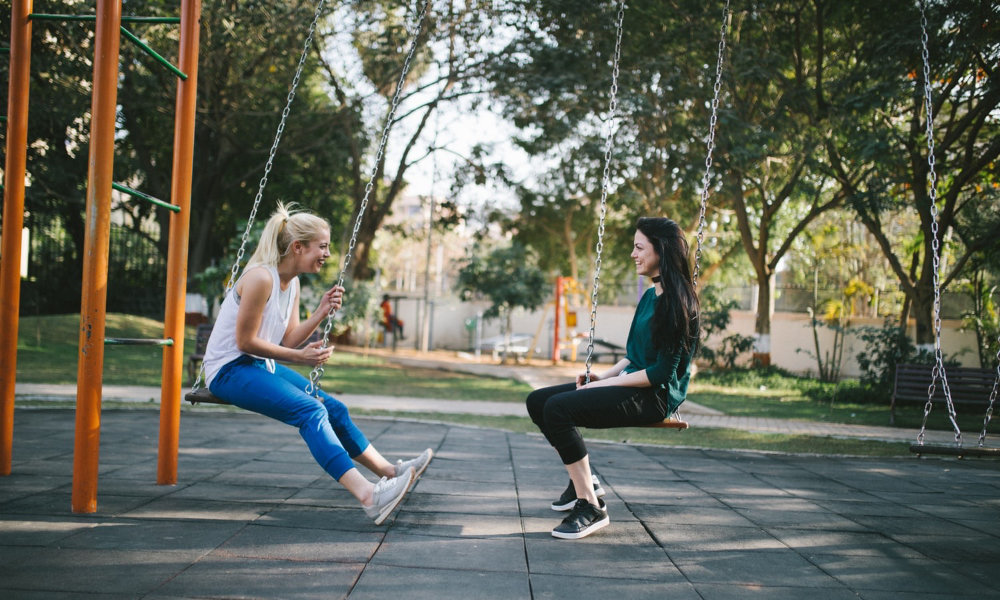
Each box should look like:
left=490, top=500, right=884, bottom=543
left=19, top=211, right=167, bottom=318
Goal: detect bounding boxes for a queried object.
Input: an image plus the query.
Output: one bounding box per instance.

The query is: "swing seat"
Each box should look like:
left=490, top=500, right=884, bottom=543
left=643, top=417, right=689, bottom=429
left=909, top=444, right=1000, bottom=458
left=185, top=387, right=230, bottom=405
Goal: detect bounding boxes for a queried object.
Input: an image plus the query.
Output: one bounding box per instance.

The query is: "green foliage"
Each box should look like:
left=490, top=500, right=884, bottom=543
left=854, top=319, right=917, bottom=395
left=960, top=269, right=1000, bottom=370
left=697, top=287, right=755, bottom=369
left=852, top=318, right=961, bottom=397
left=456, top=243, right=549, bottom=321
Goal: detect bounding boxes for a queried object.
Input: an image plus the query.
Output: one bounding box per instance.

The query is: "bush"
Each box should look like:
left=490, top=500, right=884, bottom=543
left=854, top=318, right=959, bottom=397
left=698, top=286, right=755, bottom=369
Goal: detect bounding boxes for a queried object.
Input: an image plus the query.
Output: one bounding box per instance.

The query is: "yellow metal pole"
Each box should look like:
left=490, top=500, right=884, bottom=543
left=0, top=0, right=33, bottom=477
left=72, top=0, right=122, bottom=514
left=158, top=0, right=202, bottom=485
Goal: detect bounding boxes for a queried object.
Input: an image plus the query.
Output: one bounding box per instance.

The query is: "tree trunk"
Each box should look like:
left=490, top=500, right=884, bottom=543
left=753, top=274, right=774, bottom=367
left=911, top=286, right=935, bottom=350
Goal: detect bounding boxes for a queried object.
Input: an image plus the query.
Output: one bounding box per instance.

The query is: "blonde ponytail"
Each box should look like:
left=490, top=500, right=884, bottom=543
left=245, top=202, right=330, bottom=268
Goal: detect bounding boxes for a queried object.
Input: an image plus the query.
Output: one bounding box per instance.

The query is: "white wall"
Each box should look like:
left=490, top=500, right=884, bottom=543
left=388, top=296, right=983, bottom=378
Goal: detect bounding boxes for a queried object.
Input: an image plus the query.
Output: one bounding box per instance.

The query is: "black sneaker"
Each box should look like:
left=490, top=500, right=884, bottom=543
left=551, top=499, right=609, bottom=540
left=551, top=475, right=606, bottom=511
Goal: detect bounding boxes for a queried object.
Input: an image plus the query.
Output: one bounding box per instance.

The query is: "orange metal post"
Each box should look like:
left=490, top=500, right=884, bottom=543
left=72, top=0, right=122, bottom=514
left=158, top=0, right=202, bottom=485
left=0, top=0, right=33, bottom=476
left=552, top=277, right=562, bottom=364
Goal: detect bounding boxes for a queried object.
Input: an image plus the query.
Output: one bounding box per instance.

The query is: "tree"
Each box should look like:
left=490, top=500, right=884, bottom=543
left=316, top=0, right=506, bottom=280
left=823, top=0, right=1000, bottom=347
left=456, top=243, right=548, bottom=363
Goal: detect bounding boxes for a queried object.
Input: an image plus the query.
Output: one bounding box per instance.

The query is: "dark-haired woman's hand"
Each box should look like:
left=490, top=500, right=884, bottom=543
left=576, top=372, right=601, bottom=388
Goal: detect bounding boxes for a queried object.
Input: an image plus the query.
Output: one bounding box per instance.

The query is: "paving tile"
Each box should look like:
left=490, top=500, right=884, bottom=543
left=530, top=572, right=701, bottom=600
left=629, top=503, right=758, bottom=527
left=256, top=505, right=382, bottom=532
left=120, top=496, right=271, bottom=521
left=646, top=523, right=786, bottom=552
left=153, top=555, right=365, bottom=599
left=0, top=548, right=200, bottom=595
left=766, top=528, right=925, bottom=558
left=669, top=549, right=844, bottom=588
left=393, top=508, right=524, bottom=538
left=734, top=507, right=871, bottom=531
left=349, top=563, right=530, bottom=600
left=57, top=518, right=243, bottom=551
left=692, top=583, right=861, bottom=599
left=809, top=554, right=999, bottom=595
left=524, top=519, right=683, bottom=582
left=166, top=480, right=300, bottom=504
left=413, top=477, right=518, bottom=499
left=402, top=491, right=520, bottom=516
left=5, top=410, right=1000, bottom=600
left=212, top=523, right=383, bottom=562
left=372, top=531, right=527, bottom=573
left=0, top=515, right=99, bottom=546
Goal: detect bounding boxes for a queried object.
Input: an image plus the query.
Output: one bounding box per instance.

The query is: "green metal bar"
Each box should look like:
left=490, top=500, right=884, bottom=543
left=119, top=26, right=187, bottom=80
left=28, top=14, right=180, bottom=24
left=112, top=182, right=180, bottom=213
left=104, top=338, right=174, bottom=346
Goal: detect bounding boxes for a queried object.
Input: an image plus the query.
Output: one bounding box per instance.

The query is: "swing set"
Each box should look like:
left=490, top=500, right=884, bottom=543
left=3, top=0, right=990, bottom=517
left=907, top=2, right=999, bottom=458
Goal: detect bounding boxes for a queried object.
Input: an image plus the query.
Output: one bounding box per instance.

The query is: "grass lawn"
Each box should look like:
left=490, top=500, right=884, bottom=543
left=690, top=368, right=993, bottom=433
left=351, top=411, right=914, bottom=457
left=14, top=314, right=532, bottom=402
left=13, top=314, right=992, bottom=457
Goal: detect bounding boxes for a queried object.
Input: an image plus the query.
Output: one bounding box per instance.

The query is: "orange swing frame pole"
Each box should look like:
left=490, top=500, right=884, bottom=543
left=0, top=0, right=33, bottom=477
left=157, top=0, right=201, bottom=485
left=72, top=0, right=122, bottom=514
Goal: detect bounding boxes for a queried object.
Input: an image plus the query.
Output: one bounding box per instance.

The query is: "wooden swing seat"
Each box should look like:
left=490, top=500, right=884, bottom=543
left=909, top=444, right=1000, bottom=458
left=643, top=417, right=689, bottom=430
left=185, top=387, right=230, bottom=405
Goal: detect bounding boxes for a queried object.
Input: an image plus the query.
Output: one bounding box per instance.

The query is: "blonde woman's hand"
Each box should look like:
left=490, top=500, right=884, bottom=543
left=300, top=340, right=333, bottom=366
left=317, top=285, right=345, bottom=315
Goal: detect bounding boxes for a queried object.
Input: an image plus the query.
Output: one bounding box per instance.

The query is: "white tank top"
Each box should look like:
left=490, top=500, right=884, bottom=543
left=203, top=265, right=299, bottom=386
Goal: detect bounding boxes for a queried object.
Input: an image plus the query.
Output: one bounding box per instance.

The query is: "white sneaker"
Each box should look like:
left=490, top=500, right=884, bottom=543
left=363, top=467, right=414, bottom=525
left=394, top=448, right=434, bottom=481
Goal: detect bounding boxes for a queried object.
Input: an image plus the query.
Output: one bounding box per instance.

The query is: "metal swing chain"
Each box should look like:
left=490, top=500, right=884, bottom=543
left=916, top=0, right=960, bottom=446
left=979, top=338, right=1000, bottom=447
left=692, top=0, right=730, bottom=292
left=192, top=0, right=328, bottom=393
left=306, top=0, right=430, bottom=395
left=583, top=0, right=626, bottom=384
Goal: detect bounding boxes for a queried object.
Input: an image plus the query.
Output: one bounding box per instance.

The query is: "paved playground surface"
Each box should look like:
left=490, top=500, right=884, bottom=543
left=2, top=408, right=999, bottom=599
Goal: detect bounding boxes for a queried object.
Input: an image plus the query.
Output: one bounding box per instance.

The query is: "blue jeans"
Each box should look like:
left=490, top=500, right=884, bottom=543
left=209, top=355, right=369, bottom=480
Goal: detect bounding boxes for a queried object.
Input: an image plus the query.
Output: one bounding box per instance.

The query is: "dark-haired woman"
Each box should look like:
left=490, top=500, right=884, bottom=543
left=525, top=217, right=699, bottom=539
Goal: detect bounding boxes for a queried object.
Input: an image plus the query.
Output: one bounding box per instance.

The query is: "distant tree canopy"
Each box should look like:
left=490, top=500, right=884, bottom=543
left=5, top=0, right=997, bottom=362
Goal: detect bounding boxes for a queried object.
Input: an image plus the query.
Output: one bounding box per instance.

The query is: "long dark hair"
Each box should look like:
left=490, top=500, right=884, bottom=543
left=636, top=217, right=700, bottom=354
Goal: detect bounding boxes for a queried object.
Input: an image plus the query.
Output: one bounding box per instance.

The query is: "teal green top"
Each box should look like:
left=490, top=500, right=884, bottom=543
left=622, top=287, right=693, bottom=415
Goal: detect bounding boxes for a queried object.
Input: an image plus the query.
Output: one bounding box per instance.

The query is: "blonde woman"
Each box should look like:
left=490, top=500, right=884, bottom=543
left=202, top=203, right=432, bottom=524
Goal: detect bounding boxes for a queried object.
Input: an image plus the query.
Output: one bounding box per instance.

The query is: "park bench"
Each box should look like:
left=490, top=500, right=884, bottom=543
left=890, top=363, right=997, bottom=425
left=586, top=337, right=627, bottom=364
left=186, top=323, right=213, bottom=384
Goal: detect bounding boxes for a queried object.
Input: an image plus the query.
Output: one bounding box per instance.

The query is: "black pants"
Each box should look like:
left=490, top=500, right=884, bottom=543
left=525, top=382, right=669, bottom=465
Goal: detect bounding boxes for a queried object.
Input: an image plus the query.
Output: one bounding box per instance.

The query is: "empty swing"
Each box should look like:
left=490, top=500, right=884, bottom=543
left=186, top=0, right=429, bottom=405
left=907, top=2, right=999, bottom=458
